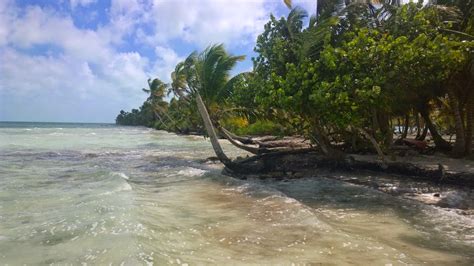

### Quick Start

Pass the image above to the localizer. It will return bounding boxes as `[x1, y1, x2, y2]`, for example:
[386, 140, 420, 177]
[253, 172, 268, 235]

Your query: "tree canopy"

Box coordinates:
[117, 0, 474, 158]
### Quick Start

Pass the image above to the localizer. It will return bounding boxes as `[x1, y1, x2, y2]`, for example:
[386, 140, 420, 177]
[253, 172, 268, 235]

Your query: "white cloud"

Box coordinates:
[104, 0, 146, 45]
[0, 47, 149, 122]
[0, 2, 152, 121]
[0, 0, 16, 47]
[151, 45, 183, 82]
[0, 0, 298, 122]
[8, 6, 112, 63]
[103, 51, 150, 96]
[140, 0, 276, 48]
[0, 47, 147, 99]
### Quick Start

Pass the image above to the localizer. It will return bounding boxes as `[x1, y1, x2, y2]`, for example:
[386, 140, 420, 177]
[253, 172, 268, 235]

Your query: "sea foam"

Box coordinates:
[177, 167, 207, 177]
[112, 172, 130, 180]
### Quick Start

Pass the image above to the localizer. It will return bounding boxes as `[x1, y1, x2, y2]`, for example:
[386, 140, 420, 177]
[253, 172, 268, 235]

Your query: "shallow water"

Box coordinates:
[0, 122, 472, 264]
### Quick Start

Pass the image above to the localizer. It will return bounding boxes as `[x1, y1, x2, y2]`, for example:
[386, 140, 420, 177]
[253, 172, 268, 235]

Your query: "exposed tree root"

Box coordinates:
[223, 151, 474, 188]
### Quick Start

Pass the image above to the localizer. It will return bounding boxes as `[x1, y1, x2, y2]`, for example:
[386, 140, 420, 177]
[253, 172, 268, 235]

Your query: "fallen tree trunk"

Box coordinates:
[218, 127, 263, 154]
[219, 126, 311, 152]
[254, 137, 311, 149]
[220, 127, 257, 144]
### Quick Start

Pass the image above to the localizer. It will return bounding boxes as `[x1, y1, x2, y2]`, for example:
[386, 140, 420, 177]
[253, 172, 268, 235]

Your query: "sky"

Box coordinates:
[0, 0, 317, 123]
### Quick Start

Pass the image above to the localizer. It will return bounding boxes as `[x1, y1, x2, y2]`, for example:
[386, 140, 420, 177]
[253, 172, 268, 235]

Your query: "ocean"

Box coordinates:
[0, 122, 472, 264]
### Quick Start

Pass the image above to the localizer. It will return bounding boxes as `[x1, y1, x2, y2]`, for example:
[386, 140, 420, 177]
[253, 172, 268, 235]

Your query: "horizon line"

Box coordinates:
[0, 120, 114, 124]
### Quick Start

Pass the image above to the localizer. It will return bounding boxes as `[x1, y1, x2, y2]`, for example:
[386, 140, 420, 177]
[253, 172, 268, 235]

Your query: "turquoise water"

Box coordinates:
[0, 122, 472, 264]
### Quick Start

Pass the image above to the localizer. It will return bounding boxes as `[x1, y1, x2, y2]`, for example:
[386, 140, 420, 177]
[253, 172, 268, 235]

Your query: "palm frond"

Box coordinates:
[194, 44, 244, 103]
[300, 16, 339, 59]
[219, 72, 253, 103]
[287, 7, 308, 39]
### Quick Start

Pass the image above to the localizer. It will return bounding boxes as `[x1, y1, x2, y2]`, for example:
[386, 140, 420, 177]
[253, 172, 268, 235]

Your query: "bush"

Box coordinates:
[236, 120, 286, 136]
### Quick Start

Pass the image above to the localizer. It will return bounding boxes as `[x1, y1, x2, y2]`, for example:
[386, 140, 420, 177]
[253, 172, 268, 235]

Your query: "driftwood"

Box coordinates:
[255, 137, 311, 149]
[219, 127, 312, 154]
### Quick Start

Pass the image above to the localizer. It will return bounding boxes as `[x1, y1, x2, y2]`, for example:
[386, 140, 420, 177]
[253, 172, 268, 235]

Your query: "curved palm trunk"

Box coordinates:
[218, 127, 262, 154]
[419, 105, 451, 151]
[160, 108, 179, 128]
[220, 127, 256, 144]
[354, 126, 386, 162]
[153, 111, 166, 128]
[195, 92, 232, 165]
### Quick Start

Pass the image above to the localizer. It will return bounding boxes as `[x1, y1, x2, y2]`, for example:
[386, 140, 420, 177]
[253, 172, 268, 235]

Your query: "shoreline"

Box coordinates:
[145, 126, 474, 188]
[224, 151, 474, 187]
[219, 152, 474, 213]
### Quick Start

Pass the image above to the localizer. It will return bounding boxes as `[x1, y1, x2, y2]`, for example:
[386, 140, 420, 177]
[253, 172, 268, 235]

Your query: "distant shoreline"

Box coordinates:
[0, 121, 116, 128]
[0, 121, 114, 124]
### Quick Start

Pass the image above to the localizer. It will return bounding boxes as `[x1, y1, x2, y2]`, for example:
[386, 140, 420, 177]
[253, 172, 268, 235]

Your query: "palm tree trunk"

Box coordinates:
[220, 127, 256, 144]
[195, 92, 232, 165]
[419, 104, 451, 151]
[153, 111, 166, 128]
[218, 127, 262, 154]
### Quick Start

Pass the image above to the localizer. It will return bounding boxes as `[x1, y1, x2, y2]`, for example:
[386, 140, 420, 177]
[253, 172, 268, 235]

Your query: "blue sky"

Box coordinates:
[0, 0, 316, 123]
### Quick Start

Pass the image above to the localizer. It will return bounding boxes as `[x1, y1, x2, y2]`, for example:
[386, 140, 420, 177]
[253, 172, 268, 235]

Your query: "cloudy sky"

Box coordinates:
[0, 0, 316, 123]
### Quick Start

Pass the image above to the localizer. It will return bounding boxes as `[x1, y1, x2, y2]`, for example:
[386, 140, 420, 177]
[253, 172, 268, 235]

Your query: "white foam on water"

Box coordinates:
[101, 182, 132, 196]
[177, 167, 207, 177]
[112, 172, 130, 180]
[48, 132, 64, 136]
[118, 182, 132, 191]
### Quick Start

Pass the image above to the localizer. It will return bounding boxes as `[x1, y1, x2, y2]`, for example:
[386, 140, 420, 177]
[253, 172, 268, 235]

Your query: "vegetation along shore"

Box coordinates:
[116, 1, 474, 188]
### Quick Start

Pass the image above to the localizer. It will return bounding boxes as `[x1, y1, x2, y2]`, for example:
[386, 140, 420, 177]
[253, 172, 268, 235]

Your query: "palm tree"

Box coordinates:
[171, 44, 245, 165]
[143, 78, 175, 128]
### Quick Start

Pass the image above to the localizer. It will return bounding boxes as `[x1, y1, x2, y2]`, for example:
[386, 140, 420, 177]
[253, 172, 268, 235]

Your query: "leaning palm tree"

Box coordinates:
[170, 44, 245, 166]
[143, 78, 176, 128]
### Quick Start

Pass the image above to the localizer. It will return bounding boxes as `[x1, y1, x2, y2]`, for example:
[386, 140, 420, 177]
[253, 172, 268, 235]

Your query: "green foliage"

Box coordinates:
[115, 101, 155, 127]
[235, 120, 287, 136]
[250, 2, 473, 151]
[117, 1, 474, 156]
